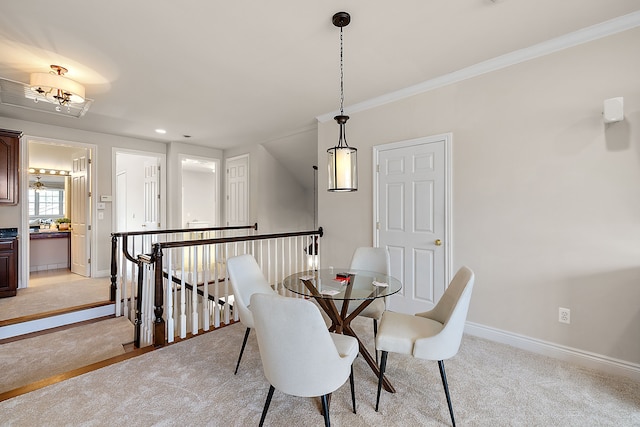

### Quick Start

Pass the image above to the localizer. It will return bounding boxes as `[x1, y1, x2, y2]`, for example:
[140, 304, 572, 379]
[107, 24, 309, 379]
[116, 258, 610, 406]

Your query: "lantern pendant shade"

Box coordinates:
[328, 113, 357, 192]
[328, 145, 357, 192]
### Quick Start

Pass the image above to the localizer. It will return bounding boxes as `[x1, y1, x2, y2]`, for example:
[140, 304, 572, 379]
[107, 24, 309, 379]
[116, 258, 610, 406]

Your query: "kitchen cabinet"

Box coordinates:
[0, 237, 18, 297]
[0, 128, 21, 205]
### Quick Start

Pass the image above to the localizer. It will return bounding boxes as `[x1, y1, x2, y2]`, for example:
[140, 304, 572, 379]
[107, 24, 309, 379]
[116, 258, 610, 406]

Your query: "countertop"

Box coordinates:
[30, 230, 71, 239]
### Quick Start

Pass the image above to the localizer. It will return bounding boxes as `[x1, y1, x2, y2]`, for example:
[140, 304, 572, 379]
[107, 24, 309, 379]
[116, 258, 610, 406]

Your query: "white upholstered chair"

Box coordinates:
[226, 254, 277, 374]
[346, 246, 390, 361]
[250, 293, 359, 427]
[375, 266, 475, 427]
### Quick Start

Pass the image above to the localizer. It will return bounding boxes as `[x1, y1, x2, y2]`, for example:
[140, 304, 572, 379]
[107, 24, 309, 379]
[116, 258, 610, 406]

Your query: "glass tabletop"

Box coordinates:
[282, 268, 402, 300]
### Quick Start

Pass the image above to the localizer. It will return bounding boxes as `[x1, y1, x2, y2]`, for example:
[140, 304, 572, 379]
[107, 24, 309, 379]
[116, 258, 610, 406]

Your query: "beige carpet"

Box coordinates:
[0, 274, 110, 321]
[0, 316, 133, 393]
[0, 317, 638, 426]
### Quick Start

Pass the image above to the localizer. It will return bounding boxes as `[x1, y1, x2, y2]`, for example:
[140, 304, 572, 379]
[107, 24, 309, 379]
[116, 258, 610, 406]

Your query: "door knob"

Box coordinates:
[435, 239, 442, 246]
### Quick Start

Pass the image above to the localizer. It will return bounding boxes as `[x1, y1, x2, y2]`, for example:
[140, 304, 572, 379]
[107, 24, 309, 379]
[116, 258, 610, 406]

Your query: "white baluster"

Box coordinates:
[192, 245, 199, 335]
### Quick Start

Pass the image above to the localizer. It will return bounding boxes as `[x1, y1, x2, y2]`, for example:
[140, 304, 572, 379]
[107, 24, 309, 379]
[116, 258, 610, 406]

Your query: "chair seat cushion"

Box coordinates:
[346, 298, 385, 320]
[376, 311, 444, 355]
[330, 332, 359, 361]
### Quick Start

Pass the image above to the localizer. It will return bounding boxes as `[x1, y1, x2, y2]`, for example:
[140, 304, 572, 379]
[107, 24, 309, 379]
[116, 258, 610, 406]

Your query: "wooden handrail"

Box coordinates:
[110, 223, 258, 301]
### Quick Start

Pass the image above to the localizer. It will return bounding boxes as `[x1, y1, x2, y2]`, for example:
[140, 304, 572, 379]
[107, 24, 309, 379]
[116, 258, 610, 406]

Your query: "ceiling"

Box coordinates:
[1, 1, 639, 187]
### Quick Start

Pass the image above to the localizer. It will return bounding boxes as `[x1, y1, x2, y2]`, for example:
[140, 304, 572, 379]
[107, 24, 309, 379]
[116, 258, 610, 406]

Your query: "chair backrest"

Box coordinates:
[414, 266, 475, 360]
[349, 247, 390, 275]
[226, 254, 274, 327]
[250, 293, 352, 398]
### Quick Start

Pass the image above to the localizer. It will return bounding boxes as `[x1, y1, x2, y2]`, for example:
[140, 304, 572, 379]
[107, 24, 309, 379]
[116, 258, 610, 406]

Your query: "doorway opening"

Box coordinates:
[20, 136, 97, 289]
[113, 149, 166, 233]
[180, 154, 219, 229]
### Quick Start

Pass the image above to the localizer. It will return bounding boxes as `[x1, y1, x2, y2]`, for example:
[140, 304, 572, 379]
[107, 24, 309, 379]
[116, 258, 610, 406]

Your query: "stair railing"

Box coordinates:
[137, 227, 323, 348]
[110, 224, 258, 325]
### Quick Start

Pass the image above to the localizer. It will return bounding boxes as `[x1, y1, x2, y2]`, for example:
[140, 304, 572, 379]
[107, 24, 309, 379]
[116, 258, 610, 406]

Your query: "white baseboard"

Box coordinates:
[0, 304, 116, 340]
[465, 321, 640, 382]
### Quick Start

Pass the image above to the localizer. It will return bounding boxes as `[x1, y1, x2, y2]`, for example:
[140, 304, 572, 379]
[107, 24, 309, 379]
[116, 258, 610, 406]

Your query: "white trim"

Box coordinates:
[465, 321, 640, 381]
[317, 11, 640, 123]
[111, 148, 167, 232]
[0, 304, 116, 340]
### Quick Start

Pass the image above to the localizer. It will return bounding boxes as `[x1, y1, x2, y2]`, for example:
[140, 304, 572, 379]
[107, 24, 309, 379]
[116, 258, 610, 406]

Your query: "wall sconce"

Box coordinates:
[603, 97, 624, 124]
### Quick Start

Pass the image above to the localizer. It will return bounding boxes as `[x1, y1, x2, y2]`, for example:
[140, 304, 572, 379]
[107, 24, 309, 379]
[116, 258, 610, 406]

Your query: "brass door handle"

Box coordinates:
[435, 239, 442, 246]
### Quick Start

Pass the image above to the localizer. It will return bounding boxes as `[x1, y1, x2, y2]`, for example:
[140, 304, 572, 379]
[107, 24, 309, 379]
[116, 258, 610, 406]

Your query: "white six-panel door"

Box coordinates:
[226, 154, 249, 226]
[71, 149, 91, 277]
[143, 158, 160, 230]
[375, 134, 451, 314]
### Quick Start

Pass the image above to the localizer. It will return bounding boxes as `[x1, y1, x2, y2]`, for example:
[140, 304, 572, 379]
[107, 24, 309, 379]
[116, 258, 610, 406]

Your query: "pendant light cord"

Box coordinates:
[339, 26, 344, 116]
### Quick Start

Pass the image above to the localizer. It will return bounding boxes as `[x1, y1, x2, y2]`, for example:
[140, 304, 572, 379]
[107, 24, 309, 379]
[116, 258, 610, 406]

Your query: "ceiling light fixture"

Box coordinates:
[28, 167, 70, 176]
[30, 65, 85, 108]
[327, 11, 357, 192]
[30, 176, 46, 192]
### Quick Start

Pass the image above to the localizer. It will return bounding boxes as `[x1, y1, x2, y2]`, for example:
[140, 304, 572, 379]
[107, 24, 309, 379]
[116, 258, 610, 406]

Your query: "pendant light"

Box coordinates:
[327, 11, 357, 192]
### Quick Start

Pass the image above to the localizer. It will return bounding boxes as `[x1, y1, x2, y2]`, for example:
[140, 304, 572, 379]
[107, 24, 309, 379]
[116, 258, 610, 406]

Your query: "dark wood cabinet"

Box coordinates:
[0, 237, 18, 297]
[0, 128, 21, 205]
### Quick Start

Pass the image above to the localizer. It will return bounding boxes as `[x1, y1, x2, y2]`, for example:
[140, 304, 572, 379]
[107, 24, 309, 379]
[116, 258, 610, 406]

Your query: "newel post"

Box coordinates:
[110, 234, 117, 301]
[153, 243, 166, 347]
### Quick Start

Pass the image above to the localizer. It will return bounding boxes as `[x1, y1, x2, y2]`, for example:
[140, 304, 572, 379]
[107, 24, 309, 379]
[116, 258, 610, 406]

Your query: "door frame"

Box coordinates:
[180, 154, 220, 228]
[112, 148, 167, 232]
[373, 132, 453, 290]
[19, 135, 98, 288]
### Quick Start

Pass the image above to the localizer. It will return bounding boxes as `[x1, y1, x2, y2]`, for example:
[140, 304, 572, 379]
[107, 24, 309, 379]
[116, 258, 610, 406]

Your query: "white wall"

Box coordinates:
[318, 28, 640, 365]
[182, 169, 216, 227]
[224, 144, 313, 233]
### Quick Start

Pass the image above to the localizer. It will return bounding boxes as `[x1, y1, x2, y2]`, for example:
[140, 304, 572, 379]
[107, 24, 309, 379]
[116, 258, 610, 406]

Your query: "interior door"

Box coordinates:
[143, 159, 160, 230]
[226, 154, 249, 226]
[375, 135, 449, 314]
[70, 149, 91, 277]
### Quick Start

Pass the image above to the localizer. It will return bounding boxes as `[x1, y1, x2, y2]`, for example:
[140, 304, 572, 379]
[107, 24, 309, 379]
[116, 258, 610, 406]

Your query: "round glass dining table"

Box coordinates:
[283, 268, 402, 393]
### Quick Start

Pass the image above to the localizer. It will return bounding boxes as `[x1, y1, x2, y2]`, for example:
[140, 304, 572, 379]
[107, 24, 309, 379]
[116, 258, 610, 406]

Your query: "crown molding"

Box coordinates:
[317, 10, 640, 123]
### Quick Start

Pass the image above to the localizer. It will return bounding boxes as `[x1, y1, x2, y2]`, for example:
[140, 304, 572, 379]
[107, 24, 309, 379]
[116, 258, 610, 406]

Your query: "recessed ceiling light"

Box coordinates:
[155, 129, 167, 134]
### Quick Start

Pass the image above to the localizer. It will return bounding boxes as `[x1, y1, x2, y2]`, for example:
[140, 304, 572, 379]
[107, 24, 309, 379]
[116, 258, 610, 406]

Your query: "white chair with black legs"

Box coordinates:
[250, 293, 359, 427]
[375, 266, 475, 427]
[347, 246, 390, 362]
[226, 254, 277, 375]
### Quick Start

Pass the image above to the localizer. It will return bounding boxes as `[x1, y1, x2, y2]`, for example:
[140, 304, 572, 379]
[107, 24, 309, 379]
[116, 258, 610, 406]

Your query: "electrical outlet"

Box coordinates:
[559, 307, 570, 324]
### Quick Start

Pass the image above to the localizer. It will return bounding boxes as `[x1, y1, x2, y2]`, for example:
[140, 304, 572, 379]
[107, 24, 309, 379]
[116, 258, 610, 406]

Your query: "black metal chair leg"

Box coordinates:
[321, 394, 331, 427]
[373, 319, 378, 365]
[375, 350, 388, 412]
[234, 327, 251, 375]
[349, 365, 356, 413]
[259, 385, 275, 427]
[438, 360, 456, 427]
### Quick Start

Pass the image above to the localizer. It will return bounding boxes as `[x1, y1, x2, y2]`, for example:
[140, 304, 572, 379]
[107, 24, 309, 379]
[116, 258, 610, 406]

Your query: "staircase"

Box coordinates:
[0, 273, 141, 401]
[0, 306, 139, 401]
